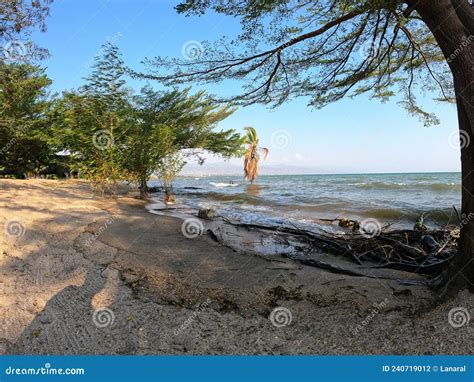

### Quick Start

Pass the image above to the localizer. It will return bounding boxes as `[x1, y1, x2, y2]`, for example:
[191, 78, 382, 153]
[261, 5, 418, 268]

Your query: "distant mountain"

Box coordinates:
[180, 161, 348, 176]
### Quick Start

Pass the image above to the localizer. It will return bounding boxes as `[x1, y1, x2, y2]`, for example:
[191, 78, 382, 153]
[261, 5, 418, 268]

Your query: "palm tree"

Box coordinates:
[243, 127, 268, 184]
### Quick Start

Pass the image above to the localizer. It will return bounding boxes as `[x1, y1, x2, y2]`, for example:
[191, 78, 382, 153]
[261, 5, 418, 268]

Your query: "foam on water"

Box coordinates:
[149, 172, 461, 229]
[210, 182, 240, 188]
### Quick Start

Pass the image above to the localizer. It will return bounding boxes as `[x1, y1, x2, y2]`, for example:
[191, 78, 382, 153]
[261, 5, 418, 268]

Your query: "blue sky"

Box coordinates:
[32, 0, 461, 174]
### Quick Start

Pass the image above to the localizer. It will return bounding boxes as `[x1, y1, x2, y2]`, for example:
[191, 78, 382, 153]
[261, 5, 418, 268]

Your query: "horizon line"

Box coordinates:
[176, 170, 461, 177]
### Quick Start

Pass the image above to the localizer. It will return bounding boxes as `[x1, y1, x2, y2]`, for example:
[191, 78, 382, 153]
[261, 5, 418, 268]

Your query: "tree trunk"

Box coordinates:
[139, 176, 149, 199]
[457, 95, 474, 291]
[164, 187, 175, 204]
[410, 0, 474, 291]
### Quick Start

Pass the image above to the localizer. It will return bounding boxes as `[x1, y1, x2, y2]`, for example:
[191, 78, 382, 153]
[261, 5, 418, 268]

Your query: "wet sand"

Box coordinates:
[0, 179, 472, 354]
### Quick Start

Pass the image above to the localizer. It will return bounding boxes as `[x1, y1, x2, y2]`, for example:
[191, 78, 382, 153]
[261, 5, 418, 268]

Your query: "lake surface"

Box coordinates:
[150, 172, 461, 230]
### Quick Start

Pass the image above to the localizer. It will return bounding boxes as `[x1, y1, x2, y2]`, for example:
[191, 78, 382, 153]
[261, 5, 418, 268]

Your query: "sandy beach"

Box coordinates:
[0, 179, 472, 355]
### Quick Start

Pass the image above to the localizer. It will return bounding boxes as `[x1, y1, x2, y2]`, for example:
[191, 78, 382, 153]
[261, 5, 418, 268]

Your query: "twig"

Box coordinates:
[452, 205, 462, 223]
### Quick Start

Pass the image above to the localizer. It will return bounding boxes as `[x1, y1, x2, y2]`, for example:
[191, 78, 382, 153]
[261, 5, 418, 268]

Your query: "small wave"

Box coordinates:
[350, 181, 460, 191]
[357, 182, 406, 190]
[356, 208, 455, 223]
[210, 182, 240, 188]
[422, 182, 460, 191]
[191, 191, 262, 204]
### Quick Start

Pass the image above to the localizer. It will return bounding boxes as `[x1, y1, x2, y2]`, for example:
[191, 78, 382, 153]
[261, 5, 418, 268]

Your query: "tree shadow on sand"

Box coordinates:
[6, 265, 158, 355]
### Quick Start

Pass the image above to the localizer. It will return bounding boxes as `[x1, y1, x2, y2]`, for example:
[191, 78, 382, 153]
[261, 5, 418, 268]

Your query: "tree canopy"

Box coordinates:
[0, 0, 53, 62]
[51, 43, 243, 197]
[0, 62, 54, 177]
[124, 85, 243, 197]
[138, 0, 458, 126]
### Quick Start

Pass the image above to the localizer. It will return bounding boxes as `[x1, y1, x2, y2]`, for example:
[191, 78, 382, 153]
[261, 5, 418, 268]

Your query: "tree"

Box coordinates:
[0, 0, 52, 39]
[53, 43, 134, 193]
[0, 62, 53, 177]
[157, 151, 186, 204]
[0, 0, 53, 62]
[125, 86, 243, 198]
[53, 42, 242, 198]
[0, 1, 55, 177]
[138, 0, 474, 292]
[243, 127, 268, 184]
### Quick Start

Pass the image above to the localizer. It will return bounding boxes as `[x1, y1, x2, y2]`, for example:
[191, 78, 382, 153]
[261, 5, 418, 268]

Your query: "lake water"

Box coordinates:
[150, 172, 461, 230]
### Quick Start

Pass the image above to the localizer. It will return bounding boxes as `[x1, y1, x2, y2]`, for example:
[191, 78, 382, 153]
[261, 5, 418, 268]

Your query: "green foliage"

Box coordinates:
[123, 86, 243, 197]
[51, 43, 243, 197]
[82, 42, 128, 108]
[0, 42, 243, 192]
[0, 0, 53, 63]
[0, 62, 54, 177]
[157, 152, 186, 203]
[0, 0, 52, 39]
[52, 43, 135, 191]
[243, 127, 258, 145]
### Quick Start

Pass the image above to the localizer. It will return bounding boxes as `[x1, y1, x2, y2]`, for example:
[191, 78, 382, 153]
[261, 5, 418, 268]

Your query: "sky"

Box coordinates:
[31, 0, 462, 174]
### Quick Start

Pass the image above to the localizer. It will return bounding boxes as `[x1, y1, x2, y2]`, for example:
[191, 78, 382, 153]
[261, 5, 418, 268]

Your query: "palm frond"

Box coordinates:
[243, 126, 257, 144]
[243, 128, 268, 183]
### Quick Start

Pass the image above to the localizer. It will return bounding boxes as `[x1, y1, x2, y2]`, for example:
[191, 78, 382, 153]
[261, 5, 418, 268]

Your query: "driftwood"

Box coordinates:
[219, 217, 457, 277]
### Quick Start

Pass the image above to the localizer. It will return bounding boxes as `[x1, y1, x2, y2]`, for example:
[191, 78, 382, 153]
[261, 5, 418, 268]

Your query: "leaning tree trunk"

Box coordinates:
[411, 0, 474, 291]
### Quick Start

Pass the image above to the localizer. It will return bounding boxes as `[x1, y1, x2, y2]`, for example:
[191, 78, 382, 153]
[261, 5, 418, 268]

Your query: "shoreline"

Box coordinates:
[146, 191, 456, 283]
[149, 172, 461, 232]
[0, 179, 472, 354]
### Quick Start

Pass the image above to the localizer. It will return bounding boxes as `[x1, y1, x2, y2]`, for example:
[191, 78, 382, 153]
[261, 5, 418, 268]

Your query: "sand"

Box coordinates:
[0, 179, 472, 354]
